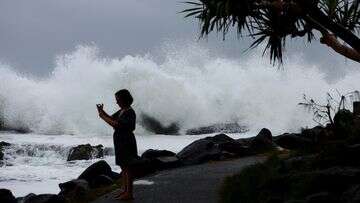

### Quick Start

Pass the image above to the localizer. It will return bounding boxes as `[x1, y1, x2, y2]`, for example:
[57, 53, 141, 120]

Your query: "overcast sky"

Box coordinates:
[0, 0, 358, 80]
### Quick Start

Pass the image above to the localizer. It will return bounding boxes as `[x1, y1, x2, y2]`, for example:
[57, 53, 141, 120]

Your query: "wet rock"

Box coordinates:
[281, 155, 315, 171]
[23, 194, 66, 203]
[67, 144, 103, 161]
[334, 109, 354, 138]
[305, 192, 336, 203]
[0, 141, 11, 148]
[141, 149, 176, 159]
[249, 128, 276, 153]
[177, 133, 249, 165]
[0, 189, 16, 203]
[0, 141, 10, 161]
[90, 175, 114, 188]
[301, 126, 330, 143]
[17, 193, 36, 203]
[58, 179, 89, 200]
[274, 133, 312, 150]
[185, 123, 248, 135]
[78, 160, 112, 182]
[131, 158, 157, 178]
[140, 113, 180, 135]
[341, 185, 360, 203]
[103, 147, 114, 156]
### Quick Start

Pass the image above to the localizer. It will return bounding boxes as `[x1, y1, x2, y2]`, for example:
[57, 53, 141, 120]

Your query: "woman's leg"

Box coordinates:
[114, 169, 126, 197]
[118, 168, 134, 200]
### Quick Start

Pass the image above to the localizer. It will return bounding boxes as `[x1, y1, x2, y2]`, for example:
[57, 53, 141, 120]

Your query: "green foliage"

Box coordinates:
[181, 0, 360, 64]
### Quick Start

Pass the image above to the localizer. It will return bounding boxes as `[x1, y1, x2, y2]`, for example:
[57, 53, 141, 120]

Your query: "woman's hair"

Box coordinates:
[115, 89, 133, 107]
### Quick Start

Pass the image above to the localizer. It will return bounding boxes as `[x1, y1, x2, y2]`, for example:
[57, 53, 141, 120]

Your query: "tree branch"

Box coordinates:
[320, 33, 360, 63]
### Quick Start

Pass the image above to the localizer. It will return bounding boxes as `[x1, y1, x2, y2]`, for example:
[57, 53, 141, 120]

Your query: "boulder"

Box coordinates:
[274, 133, 312, 150]
[141, 149, 181, 169]
[301, 126, 330, 143]
[140, 113, 179, 135]
[341, 185, 360, 203]
[67, 144, 103, 161]
[131, 158, 157, 178]
[58, 179, 89, 200]
[0, 141, 11, 148]
[141, 149, 176, 159]
[249, 128, 276, 153]
[185, 123, 248, 135]
[17, 193, 36, 203]
[0, 141, 10, 160]
[334, 109, 354, 138]
[305, 192, 336, 203]
[103, 147, 114, 156]
[177, 133, 249, 165]
[0, 189, 16, 203]
[23, 194, 66, 203]
[90, 175, 114, 188]
[291, 167, 360, 193]
[77, 160, 113, 182]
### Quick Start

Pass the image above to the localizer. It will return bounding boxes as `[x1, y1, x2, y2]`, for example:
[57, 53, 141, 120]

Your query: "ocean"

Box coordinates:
[0, 44, 359, 197]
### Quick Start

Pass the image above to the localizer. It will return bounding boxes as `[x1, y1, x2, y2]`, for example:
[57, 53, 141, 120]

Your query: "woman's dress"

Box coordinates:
[112, 108, 138, 168]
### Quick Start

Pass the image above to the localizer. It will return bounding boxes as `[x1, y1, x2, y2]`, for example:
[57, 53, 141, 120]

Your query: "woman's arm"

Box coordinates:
[97, 104, 121, 128]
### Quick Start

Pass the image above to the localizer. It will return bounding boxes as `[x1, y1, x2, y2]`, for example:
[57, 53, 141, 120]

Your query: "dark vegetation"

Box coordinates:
[219, 97, 360, 202]
[182, 0, 360, 63]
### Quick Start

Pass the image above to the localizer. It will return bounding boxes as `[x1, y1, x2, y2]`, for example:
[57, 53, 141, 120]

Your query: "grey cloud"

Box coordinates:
[0, 0, 357, 79]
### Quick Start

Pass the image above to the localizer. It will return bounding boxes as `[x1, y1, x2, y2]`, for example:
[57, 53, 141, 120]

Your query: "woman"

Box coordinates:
[96, 89, 138, 200]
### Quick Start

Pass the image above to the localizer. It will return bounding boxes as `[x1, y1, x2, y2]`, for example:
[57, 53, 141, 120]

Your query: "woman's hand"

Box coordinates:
[96, 103, 105, 117]
[96, 103, 119, 128]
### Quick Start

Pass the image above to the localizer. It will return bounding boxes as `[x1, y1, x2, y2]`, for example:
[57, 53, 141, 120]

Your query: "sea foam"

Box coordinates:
[0, 43, 359, 135]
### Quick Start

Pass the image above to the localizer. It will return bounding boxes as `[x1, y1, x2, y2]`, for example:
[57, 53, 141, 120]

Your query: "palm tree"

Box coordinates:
[181, 0, 360, 64]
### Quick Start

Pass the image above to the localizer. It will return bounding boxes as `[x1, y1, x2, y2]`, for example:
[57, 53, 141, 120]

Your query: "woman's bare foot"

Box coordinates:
[115, 192, 134, 201]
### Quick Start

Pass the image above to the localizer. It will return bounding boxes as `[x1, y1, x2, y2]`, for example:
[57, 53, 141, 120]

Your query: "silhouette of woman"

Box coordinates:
[96, 89, 138, 200]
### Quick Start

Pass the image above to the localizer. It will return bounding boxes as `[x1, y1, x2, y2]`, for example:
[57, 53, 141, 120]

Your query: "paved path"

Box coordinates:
[92, 156, 265, 203]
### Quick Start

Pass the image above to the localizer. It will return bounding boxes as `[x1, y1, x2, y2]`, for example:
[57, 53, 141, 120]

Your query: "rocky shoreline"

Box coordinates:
[1, 108, 360, 202]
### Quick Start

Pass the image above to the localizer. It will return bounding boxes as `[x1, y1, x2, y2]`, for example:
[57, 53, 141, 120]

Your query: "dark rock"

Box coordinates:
[341, 185, 360, 203]
[140, 113, 180, 135]
[0, 189, 16, 203]
[249, 128, 276, 153]
[78, 160, 112, 182]
[131, 158, 157, 178]
[141, 149, 181, 169]
[177, 133, 250, 165]
[305, 192, 336, 203]
[109, 171, 121, 180]
[103, 147, 114, 156]
[23, 194, 66, 203]
[334, 109, 354, 138]
[274, 133, 312, 150]
[58, 179, 89, 200]
[218, 141, 252, 155]
[0, 141, 10, 160]
[67, 144, 103, 161]
[0, 141, 11, 147]
[141, 149, 176, 159]
[17, 193, 36, 203]
[291, 167, 360, 194]
[301, 126, 330, 143]
[185, 123, 248, 135]
[281, 155, 316, 172]
[90, 175, 114, 188]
